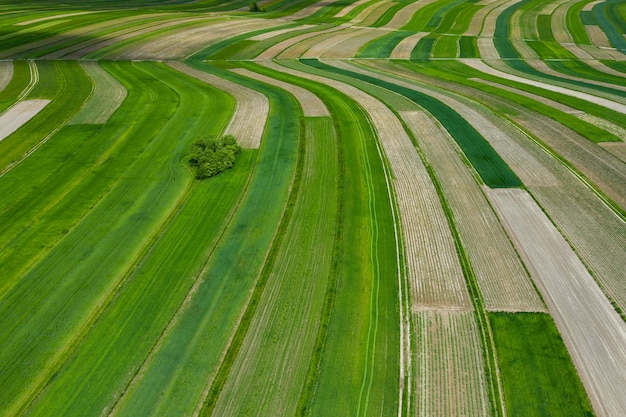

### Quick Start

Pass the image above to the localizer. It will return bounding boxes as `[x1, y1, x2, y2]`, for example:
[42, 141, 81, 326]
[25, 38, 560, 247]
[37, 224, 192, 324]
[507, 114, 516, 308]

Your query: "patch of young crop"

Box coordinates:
[489, 312, 595, 417]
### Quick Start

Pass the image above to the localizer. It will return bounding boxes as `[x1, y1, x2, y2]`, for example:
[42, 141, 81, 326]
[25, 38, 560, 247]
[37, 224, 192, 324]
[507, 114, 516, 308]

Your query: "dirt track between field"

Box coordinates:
[487, 188, 626, 417]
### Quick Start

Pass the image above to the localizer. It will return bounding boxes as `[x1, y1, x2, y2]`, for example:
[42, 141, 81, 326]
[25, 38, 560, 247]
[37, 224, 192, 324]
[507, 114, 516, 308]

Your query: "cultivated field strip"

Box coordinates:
[0, 99, 50, 142]
[0, 61, 13, 91]
[317, 28, 390, 59]
[601, 142, 626, 162]
[110, 18, 278, 60]
[212, 118, 337, 417]
[487, 188, 626, 417]
[390, 32, 429, 59]
[415, 311, 492, 417]
[334, 0, 371, 18]
[261, 61, 471, 309]
[167, 62, 268, 148]
[258, 25, 346, 59]
[249, 24, 315, 41]
[400, 110, 545, 312]
[230, 68, 329, 117]
[69, 61, 127, 125]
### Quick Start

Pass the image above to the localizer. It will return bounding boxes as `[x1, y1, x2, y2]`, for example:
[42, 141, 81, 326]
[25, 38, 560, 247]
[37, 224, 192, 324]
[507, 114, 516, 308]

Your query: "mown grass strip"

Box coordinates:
[490, 313, 596, 417]
[0, 60, 30, 112]
[302, 59, 522, 188]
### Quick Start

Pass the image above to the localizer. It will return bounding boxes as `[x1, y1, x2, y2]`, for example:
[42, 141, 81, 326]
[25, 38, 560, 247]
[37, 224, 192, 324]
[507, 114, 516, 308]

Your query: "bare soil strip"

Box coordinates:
[15, 11, 101, 26]
[467, 0, 508, 37]
[551, 0, 576, 44]
[476, 37, 500, 60]
[168, 62, 268, 148]
[230, 68, 329, 117]
[487, 188, 626, 417]
[249, 24, 315, 41]
[600, 142, 626, 162]
[400, 110, 545, 312]
[349, 0, 395, 26]
[0, 99, 50, 143]
[302, 27, 370, 58]
[461, 59, 626, 114]
[262, 60, 471, 309]
[326, 28, 393, 58]
[69, 61, 127, 125]
[479, 0, 519, 37]
[285, 0, 336, 20]
[258, 25, 346, 59]
[583, 0, 603, 11]
[390, 32, 428, 59]
[415, 311, 492, 417]
[511, 39, 539, 59]
[114, 18, 277, 60]
[384, 0, 437, 30]
[334, 0, 371, 18]
[0, 61, 12, 92]
[586, 25, 613, 48]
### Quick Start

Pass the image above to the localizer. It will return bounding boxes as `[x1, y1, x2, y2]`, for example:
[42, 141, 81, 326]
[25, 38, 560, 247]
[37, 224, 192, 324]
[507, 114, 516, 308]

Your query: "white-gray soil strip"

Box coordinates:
[69, 61, 127, 125]
[261, 60, 472, 309]
[249, 24, 315, 41]
[168, 62, 268, 149]
[390, 32, 428, 59]
[0, 99, 50, 142]
[487, 187, 626, 417]
[230, 68, 329, 117]
[460, 59, 626, 114]
[0, 60, 13, 92]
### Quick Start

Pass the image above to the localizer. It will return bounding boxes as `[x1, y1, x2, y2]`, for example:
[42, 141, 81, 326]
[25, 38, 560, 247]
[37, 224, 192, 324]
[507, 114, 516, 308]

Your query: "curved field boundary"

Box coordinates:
[0, 61, 13, 92]
[467, 0, 509, 37]
[350, 0, 395, 27]
[415, 311, 492, 417]
[230, 68, 329, 117]
[384, 0, 437, 30]
[390, 32, 429, 58]
[256, 25, 346, 59]
[0, 99, 50, 142]
[69, 61, 127, 125]
[262, 61, 471, 309]
[400, 110, 545, 313]
[249, 24, 315, 40]
[304, 27, 387, 58]
[487, 188, 626, 417]
[334, 0, 372, 18]
[168, 61, 268, 148]
[461, 59, 626, 114]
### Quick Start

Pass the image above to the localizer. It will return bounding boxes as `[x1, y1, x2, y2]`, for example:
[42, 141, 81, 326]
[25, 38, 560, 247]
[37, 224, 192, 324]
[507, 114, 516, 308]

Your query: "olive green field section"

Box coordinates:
[0, 61, 236, 416]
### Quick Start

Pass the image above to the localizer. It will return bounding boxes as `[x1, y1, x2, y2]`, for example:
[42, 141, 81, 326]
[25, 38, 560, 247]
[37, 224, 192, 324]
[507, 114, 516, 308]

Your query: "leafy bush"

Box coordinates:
[249, 2, 265, 12]
[188, 135, 241, 179]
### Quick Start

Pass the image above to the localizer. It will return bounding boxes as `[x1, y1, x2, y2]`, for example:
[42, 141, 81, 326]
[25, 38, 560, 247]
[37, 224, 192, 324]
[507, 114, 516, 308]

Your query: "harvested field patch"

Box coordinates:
[334, 0, 371, 18]
[385, 0, 436, 30]
[390, 32, 428, 59]
[487, 188, 626, 417]
[578, 113, 626, 140]
[586, 24, 612, 48]
[319, 28, 391, 58]
[230, 68, 329, 117]
[168, 62, 268, 148]
[476, 36, 500, 59]
[69, 61, 127, 125]
[415, 311, 491, 417]
[301, 27, 367, 58]
[15, 11, 100, 26]
[0, 99, 50, 142]
[599, 142, 626, 162]
[351, 0, 395, 27]
[401, 110, 545, 312]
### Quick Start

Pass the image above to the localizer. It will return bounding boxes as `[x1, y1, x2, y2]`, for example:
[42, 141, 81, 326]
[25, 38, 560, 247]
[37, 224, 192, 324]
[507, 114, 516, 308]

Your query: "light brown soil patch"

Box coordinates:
[168, 62, 268, 148]
[334, 0, 371, 18]
[0, 99, 50, 142]
[302, 27, 370, 58]
[350, 0, 395, 27]
[476, 37, 500, 59]
[249, 24, 315, 41]
[259, 25, 345, 59]
[0, 61, 13, 92]
[415, 311, 492, 417]
[230, 68, 329, 117]
[384, 0, 437, 30]
[390, 32, 428, 59]
[487, 188, 626, 417]
[586, 25, 612, 48]
[600, 142, 626, 162]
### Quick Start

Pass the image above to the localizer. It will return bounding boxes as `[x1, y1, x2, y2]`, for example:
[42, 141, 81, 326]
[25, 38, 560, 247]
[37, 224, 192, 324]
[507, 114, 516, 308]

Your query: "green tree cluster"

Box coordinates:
[188, 135, 241, 179]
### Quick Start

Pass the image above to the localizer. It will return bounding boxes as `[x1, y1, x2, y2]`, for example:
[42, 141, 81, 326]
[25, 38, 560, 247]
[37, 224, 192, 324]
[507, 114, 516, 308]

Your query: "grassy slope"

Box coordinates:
[490, 313, 595, 417]
[110, 62, 300, 416]
[19, 62, 241, 416]
[0, 61, 232, 416]
[0, 60, 30, 112]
